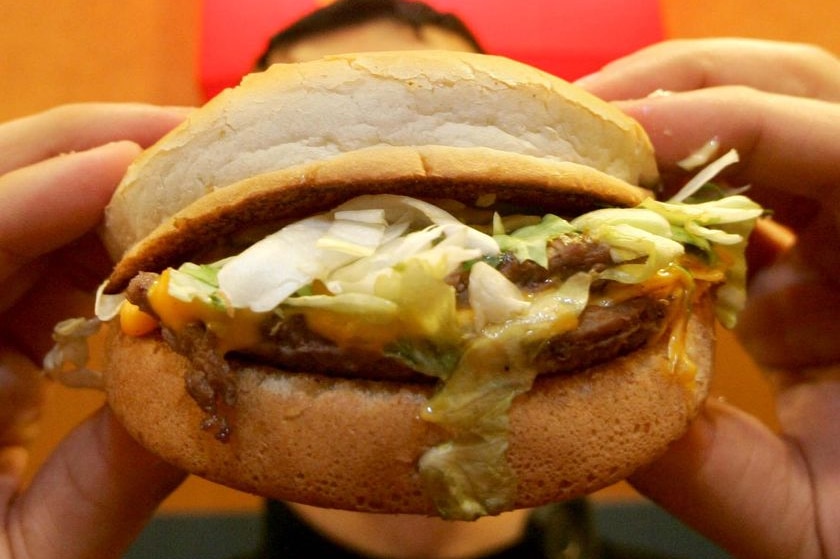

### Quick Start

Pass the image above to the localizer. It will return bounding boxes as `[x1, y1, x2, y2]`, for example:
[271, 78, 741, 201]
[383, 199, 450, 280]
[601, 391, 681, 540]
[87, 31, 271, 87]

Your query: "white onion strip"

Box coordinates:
[669, 148, 740, 203]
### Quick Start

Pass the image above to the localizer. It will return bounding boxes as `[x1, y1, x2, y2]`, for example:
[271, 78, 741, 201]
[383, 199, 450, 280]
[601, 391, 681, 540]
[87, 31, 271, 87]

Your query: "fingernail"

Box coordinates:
[573, 71, 601, 88]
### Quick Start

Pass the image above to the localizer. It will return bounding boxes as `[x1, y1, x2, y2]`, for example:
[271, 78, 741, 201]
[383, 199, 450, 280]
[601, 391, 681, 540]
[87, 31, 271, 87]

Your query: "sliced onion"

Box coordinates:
[468, 261, 530, 330]
[669, 148, 740, 203]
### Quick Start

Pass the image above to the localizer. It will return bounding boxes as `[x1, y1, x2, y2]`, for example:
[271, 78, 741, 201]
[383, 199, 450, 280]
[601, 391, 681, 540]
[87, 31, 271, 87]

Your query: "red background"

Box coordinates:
[200, 0, 663, 99]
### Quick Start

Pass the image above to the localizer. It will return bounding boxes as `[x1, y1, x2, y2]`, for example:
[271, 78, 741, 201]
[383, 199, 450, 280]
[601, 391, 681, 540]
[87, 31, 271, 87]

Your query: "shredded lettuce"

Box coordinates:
[43, 317, 105, 389]
[283, 292, 398, 317]
[493, 214, 574, 268]
[169, 188, 762, 336]
[572, 208, 684, 284]
[216, 195, 498, 312]
[638, 195, 763, 325]
[315, 208, 388, 256]
[642, 195, 765, 229]
[496, 271, 592, 343]
[217, 215, 355, 312]
[416, 269, 596, 519]
[383, 339, 461, 379]
[371, 258, 462, 343]
[419, 335, 531, 519]
[167, 261, 229, 310]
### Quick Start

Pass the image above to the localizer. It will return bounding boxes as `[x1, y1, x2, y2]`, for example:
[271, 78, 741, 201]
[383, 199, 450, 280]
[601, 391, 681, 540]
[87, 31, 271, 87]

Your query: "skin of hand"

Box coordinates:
[577, 38, 840, 559]
[0, 103, 190, 559]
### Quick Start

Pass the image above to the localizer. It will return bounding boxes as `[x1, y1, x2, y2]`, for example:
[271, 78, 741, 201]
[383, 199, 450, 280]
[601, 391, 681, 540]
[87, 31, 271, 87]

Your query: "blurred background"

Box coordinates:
[2, 0, 838, 551]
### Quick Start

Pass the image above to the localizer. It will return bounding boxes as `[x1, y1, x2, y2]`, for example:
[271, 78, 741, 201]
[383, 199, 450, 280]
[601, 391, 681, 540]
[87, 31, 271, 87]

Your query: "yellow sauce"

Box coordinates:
[298, 309, 404, 352]
[119, 301, 159, 337]
[143, 269, 266, 353]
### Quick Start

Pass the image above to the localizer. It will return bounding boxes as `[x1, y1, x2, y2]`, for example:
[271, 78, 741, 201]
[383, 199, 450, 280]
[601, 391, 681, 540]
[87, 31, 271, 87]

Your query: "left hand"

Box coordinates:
[578, 38, 840, 559]
[0, 103, 190, 559]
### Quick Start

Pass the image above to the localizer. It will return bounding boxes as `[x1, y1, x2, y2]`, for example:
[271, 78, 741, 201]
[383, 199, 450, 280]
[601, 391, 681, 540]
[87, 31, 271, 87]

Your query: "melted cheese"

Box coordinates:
[145, 269, 266, 353]
[298, 309, 404, 352]
[119, 301, 159, 337]
[596, 262, 706, 388]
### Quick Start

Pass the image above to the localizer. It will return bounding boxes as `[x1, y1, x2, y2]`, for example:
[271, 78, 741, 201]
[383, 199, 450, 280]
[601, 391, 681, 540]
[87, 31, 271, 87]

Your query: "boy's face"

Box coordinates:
[263, 16, 479, 66]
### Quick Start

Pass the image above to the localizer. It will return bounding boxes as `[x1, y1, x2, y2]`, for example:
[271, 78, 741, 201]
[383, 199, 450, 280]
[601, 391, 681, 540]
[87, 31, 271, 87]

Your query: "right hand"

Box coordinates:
[578, 38, 840, 559]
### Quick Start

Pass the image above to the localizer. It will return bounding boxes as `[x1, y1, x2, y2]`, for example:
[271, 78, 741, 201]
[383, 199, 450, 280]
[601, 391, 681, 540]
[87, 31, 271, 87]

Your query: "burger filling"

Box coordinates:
[48, 152, 763, 520]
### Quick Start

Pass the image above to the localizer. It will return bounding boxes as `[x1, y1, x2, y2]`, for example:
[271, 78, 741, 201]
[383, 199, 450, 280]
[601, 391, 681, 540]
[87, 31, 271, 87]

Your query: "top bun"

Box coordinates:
[103, 51, 658, 260]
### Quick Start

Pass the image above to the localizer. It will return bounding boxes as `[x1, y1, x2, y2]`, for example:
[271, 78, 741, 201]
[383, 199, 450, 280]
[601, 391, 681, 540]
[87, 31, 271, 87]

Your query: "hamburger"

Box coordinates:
[46, 51, 763, 520]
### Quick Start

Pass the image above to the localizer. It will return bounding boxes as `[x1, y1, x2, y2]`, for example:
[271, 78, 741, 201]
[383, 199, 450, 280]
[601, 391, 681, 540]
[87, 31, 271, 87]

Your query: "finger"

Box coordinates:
[775, 369, 840, 556]
[0, 233, 115, 361]
[578, 38, 840, 102]
[0, 103, 191, 176]
[630, 399, 820, 559]
[0, 350, 44, 448]
[737, 239, 840, 369]
[0, 447, 30, 524]
[0, 140, 141, 287]
[8, 407, 186, 559]
[611, 88, 840, 227]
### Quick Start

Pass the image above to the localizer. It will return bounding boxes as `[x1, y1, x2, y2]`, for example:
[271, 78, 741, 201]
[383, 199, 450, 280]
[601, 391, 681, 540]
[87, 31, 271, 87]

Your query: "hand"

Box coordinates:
[0, 104, 190, 559]
[579, 38, 840, 559]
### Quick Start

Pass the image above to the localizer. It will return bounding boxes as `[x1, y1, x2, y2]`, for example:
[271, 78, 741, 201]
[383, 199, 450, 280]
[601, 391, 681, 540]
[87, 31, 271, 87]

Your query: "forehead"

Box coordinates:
[265, 17, 478, 65]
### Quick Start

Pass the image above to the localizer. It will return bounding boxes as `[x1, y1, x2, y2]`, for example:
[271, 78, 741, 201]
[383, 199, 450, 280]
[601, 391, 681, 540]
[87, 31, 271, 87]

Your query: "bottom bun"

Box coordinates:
[103, 299, 714, 516]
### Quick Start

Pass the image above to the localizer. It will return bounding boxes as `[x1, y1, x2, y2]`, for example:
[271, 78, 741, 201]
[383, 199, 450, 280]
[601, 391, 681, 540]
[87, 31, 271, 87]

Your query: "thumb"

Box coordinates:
[5, 407, 186, 559]
[629, 399, 819, 559]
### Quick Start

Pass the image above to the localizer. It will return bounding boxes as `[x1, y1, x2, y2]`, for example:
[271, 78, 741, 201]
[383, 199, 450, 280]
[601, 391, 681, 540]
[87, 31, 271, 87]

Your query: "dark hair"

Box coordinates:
[255, 0, 484, 69]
